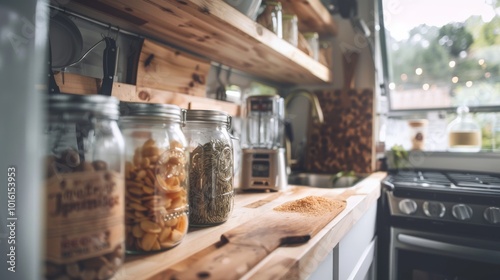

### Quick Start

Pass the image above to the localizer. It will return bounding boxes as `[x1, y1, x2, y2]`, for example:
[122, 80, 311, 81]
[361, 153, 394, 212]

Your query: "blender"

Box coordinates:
[240, 95, 287, 191]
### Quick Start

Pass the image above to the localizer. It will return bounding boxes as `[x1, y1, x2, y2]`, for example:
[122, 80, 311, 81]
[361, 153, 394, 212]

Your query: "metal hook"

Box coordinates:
[114, 27, 120, 41]
[106, 24, 112, 37]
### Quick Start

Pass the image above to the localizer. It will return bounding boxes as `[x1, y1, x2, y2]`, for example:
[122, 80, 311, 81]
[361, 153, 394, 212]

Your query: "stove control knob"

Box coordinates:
[484, 207, 500, 224]
[423, 201, 445, 218]
[452, 204, 473, 221]
[399, 199, 417, 215]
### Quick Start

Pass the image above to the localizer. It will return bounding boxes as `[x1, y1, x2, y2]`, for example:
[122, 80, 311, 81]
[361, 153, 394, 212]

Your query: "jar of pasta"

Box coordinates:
[183, 110, 234, 227]
[44, 93, 125, 280]
[119, 102, 189, 253]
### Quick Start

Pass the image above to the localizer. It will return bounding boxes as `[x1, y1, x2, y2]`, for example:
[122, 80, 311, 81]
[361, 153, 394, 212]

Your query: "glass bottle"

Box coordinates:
[257, 1, 283, 38]
[304, 32, 319, 61]
[119, 102, 189, 253]
[447, 105, 482, 152]
[183, 110, 234, 227]
[44, 93, 125, 280]
[282, 14, 298, 47]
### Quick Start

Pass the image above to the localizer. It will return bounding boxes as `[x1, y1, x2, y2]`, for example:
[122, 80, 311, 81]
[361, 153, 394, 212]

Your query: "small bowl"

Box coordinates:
[224, 0, 263, 20]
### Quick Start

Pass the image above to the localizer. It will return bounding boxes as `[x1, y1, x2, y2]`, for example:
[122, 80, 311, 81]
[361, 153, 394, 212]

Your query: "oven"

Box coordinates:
[378, 169, 500, 280]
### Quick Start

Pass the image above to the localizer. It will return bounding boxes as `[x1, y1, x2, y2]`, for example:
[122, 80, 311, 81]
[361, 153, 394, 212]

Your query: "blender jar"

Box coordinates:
[243, 95, 284, 149]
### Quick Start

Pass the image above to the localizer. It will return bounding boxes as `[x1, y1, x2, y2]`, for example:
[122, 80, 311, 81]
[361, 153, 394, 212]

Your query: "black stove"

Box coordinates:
[378, 163, 500, 280]
[382, 170, 500, 227]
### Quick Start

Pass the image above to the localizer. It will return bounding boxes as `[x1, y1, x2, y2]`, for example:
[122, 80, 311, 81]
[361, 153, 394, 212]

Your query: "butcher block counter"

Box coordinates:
[114, 172, 385, 280]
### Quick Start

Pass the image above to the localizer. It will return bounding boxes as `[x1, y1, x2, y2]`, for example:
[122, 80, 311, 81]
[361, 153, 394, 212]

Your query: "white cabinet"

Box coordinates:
[309, 203, 378, 280]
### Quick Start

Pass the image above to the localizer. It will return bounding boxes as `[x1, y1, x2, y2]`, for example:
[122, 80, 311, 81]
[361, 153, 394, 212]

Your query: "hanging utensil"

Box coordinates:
[215, 63, 226, 101]
[49, 13, 83, 69]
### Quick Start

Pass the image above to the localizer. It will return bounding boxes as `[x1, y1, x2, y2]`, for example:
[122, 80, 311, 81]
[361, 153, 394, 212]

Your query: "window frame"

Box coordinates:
[377, 0, 500, 117]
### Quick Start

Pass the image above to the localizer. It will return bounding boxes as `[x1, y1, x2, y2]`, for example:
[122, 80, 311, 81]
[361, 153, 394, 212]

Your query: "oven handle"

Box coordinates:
[398, 233, 500, 262]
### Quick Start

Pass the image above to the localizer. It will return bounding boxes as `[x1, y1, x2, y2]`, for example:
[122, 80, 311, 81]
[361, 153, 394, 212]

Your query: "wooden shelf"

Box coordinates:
[63, 0, 332, 85]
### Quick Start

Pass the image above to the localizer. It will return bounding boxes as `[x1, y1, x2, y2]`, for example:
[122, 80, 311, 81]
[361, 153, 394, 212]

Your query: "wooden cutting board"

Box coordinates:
[169, 198, 346, 280]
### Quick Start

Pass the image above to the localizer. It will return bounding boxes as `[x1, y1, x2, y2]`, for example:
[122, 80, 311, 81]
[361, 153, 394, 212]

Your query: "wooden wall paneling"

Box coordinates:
[51, 73, 240, 116]
[135, 39, 210, 97]
[304, 89, 374, 174]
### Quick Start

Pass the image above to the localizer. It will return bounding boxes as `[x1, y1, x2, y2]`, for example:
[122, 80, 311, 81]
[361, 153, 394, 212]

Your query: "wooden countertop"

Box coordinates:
[114, 172, 385, 280]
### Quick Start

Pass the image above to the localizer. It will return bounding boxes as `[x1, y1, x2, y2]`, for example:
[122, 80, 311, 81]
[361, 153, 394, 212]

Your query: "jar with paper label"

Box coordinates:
[447, 105, 482, 152]
[119, 102, 189, 253]
[183, 110, 234, 227]
[44, 93, 125, 280]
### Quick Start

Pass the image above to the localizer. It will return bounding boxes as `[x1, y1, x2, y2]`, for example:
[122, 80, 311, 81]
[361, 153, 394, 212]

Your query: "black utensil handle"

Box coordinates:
[48, 42, 60, 94]
[99, 37, 117, 96]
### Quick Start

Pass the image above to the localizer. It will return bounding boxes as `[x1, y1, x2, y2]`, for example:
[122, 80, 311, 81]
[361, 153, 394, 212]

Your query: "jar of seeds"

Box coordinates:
[184, 110, 234, 227]
[44, 93, 125, 280]
[119, 102, 189, 253]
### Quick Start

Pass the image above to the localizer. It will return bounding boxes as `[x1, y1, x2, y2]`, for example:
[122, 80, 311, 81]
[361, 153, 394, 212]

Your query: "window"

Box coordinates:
[381, 0, 500, 111]
[378, 0, 500, 152]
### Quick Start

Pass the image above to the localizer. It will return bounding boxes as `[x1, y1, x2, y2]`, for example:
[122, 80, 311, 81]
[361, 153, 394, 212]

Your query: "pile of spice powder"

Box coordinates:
[273, 196, 345, 216]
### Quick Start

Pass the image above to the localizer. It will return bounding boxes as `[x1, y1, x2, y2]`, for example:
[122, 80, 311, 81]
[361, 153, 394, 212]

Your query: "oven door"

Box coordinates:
[389, 227, 500, 280]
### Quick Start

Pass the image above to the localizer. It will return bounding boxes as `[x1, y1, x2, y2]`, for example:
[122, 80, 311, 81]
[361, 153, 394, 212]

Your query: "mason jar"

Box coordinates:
[282, 14, 298, 47]
[44, 93, 125, 280]
[304, 32, 319, 61]
[257, 1, 283, 38]
[119, 102, 189, 253]
[184, 110, 234, 227]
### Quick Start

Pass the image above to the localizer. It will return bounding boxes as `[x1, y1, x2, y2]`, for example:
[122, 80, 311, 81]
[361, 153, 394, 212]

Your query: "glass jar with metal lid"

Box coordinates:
[257, 1, 283, 38]
[282, 14, 298, 47]
[304, 32, 319, 61]
[43, 93, 125, 280]
[183, 110, 234, 227]
[119, 102, 189, 253]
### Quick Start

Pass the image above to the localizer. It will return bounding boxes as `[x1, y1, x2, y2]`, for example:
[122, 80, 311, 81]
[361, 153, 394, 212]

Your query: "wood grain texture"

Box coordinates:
[53, 72, 101, 95]
[50, 72, 240, 116]
[243, 173, 385, 280]
[119, 172, 385, 280]
[304, 89, 375, 174]
[63, 0, 332, 85]
[170, 200, 346, 279]
[135, 39, 210, 97]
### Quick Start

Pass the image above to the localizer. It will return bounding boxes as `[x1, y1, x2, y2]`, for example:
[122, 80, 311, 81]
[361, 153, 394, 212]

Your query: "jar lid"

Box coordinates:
[48, 93, 120, 119]
[119, 101, 183, 122]
[282, 14, 297, 20]
[265, 1, 282, 7]
[185, 109, 231, 128]
[303, 32, 319, 39]
[408, 119, 428, 127]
